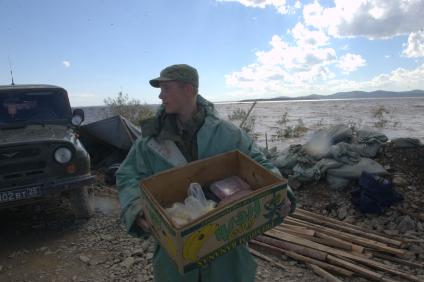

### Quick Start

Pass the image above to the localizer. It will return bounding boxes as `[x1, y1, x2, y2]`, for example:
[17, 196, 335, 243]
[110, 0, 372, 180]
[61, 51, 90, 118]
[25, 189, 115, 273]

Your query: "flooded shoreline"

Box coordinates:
[80, 97, 424, 151]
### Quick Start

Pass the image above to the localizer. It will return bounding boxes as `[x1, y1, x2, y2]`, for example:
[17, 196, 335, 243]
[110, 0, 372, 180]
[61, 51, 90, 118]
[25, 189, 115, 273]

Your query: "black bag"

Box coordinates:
[351, 171, 403, 214]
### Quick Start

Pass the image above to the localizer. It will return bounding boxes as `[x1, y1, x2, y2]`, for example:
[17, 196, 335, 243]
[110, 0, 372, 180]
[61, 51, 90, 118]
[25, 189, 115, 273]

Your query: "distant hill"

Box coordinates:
[240, 90, 424, 102]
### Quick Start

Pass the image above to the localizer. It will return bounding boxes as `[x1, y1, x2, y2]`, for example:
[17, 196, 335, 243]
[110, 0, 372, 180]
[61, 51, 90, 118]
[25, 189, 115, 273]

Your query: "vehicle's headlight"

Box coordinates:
[71, 115, 83, 126]
[54, 147, 72, 163]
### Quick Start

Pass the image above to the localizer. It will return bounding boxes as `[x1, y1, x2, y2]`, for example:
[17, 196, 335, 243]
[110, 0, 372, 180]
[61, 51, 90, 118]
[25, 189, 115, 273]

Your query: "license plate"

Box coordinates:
[0, 186, 41, 203]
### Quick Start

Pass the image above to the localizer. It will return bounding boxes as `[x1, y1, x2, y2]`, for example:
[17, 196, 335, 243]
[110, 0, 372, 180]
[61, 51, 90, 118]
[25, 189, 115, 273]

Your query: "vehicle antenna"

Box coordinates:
[8, 56, 15, 85]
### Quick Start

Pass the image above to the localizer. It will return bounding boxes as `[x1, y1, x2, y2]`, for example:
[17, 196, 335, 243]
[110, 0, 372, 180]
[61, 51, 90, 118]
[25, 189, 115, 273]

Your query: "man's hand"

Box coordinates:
[280, 199, 292, 218]
[136, 213, 151, 232]
[286, 185, 297, 214]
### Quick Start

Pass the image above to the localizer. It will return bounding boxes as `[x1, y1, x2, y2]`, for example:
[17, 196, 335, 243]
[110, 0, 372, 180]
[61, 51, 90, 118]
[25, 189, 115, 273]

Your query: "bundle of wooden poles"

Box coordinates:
[249, 208, 424, 282]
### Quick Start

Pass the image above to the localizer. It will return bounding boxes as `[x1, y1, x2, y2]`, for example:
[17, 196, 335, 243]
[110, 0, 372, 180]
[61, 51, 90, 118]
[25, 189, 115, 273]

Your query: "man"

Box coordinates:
[116, 64, 295, 282]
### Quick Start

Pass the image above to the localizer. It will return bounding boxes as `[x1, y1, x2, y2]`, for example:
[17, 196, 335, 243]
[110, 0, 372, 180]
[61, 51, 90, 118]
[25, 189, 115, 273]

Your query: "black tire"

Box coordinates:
[69, 186, 93, 219]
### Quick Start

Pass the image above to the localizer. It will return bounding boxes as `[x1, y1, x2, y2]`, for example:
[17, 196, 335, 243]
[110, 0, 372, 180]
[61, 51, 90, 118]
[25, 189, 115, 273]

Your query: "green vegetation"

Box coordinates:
[316, 118, 325, 127]
[371, 105, 401, 128]
[273, 112, 308, 140]
[372, 105, 390, 128]
[103, 92, 154, 124]
[228, 106, 258, 139]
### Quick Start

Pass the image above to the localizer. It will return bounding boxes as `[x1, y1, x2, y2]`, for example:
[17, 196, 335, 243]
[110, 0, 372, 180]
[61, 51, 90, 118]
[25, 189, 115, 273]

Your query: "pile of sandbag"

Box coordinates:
[273, 124, 389, 189]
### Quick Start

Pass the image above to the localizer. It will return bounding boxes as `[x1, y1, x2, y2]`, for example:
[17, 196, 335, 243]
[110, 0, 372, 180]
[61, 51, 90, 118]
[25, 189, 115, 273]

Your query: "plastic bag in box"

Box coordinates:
[165, 183, 216, 227]
[210, 176, 251, 200]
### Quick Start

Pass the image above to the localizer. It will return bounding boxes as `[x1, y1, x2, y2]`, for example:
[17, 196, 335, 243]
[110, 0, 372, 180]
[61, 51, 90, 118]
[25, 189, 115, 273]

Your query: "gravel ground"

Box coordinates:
[0, 193, 322, 282]
[0, 144, 423, 282]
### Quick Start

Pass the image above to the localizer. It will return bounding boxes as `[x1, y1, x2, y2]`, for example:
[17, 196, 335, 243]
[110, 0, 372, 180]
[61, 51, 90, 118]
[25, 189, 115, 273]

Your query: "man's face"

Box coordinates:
[158, 81, 191, 114]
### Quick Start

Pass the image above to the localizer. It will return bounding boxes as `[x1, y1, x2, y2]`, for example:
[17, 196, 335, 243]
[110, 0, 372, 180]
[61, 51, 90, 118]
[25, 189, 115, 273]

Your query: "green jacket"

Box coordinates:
[116, 96, 284, 282]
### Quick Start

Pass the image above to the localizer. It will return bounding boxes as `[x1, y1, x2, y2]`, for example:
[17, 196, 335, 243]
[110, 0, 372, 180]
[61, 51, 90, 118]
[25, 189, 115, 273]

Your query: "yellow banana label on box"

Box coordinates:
[182, 224, 219, 262]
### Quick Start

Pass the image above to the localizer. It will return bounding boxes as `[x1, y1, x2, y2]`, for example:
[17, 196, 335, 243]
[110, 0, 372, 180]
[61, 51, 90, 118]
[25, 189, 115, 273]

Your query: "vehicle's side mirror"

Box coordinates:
[71, 108, 85, 126]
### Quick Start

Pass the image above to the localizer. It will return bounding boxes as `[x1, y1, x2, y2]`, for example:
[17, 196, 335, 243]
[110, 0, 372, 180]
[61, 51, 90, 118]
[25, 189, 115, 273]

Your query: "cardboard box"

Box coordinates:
[139, 150, 287, 273]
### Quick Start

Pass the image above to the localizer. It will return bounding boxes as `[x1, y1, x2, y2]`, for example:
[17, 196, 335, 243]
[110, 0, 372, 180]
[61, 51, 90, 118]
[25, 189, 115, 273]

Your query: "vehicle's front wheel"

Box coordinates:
[69, 186, 94, 219]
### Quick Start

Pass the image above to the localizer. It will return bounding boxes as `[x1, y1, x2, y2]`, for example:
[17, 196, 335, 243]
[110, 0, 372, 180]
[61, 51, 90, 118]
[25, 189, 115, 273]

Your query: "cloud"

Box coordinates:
[224, 63, 424, 100]
[403, 30, 424, 57]
[228, 32, 337, 83]
[303, 0, 424, 39]
[216, 0, 301, 14]
[337, 53, 366, 73]
[293, 0, 301, 10]
[331, 63, 424, 92]
[340, 44, 350, 51]
[225, 29, 339, 99]
[291, 22, 329, 47]
[62, 61, 71, 68]
[217, 0, 424, 101]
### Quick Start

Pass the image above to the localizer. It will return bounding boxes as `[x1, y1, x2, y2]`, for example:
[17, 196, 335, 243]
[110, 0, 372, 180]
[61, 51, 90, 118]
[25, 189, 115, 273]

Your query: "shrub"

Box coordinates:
[316, 118, 325, 127]
[103, 92, 154, 125]
[273, 112, 308, 140]
[276, 112, 289, 127]
[372, 105, 389, 128]
[228, 107, 257, 139]
[347, 119, 363, 131]
[228, 108, 248, 121]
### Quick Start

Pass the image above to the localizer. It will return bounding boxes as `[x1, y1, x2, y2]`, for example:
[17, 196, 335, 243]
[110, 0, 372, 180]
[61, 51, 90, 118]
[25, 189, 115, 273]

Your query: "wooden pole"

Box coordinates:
[265, 230, 422, 282]
[326, 255, 398, 282]
[251, 239, 354, 277]
[367, 250, 424, 269]
[307, 263, 344, 282]
[240, 101, 257, 129]
[296, 209, 403, 247]
[255, 235, 327, 261]
[280, 222, 364, 253]
[265, 133, 268, 151]
[248, 248, 288, 271]
[284, 217, 405, 256]
[275, 225, 316, 237]
[294, 210, 403, 247]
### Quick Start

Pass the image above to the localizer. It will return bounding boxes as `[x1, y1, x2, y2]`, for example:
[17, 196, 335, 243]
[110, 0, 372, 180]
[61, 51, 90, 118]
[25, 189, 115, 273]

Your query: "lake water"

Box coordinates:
[81, 97, 424, 152]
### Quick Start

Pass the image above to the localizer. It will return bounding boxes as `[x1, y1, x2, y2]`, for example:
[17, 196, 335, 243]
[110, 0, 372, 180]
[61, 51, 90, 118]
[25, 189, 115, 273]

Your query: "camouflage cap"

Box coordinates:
[149, 64, 199, 88]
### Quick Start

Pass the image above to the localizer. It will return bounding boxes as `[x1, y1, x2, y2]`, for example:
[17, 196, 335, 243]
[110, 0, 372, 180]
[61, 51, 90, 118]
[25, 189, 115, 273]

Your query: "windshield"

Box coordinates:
[0, 91, 72, 124]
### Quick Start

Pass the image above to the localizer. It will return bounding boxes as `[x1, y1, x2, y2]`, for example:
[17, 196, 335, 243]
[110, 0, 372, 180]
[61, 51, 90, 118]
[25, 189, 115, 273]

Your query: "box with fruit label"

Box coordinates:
[139, 150, 287, 274]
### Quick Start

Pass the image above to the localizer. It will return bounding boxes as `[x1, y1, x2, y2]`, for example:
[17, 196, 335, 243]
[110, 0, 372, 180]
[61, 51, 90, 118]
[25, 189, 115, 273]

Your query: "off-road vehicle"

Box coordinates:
[0, 84, 95, 218]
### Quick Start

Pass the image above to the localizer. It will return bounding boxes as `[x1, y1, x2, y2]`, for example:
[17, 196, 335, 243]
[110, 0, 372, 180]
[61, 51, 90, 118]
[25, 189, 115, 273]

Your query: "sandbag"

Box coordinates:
[303, 125, 352, 159]
[327, 158, 387, 179]
[273, 145, 301, 170]
[327, 142, 361, 164]
[356, 128, 388, 144]
[307, 124, 353, 145]
[273, 125, 389, 189]
[292, 158, 342, 184]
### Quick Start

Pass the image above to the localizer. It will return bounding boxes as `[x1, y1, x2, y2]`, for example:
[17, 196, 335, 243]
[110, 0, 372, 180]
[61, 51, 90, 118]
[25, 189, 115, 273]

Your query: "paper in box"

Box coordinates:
[139, 150, 287, 274]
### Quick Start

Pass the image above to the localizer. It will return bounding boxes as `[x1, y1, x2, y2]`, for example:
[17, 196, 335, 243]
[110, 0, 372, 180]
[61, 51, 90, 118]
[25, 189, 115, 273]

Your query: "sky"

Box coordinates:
[1, 0, 424, 106]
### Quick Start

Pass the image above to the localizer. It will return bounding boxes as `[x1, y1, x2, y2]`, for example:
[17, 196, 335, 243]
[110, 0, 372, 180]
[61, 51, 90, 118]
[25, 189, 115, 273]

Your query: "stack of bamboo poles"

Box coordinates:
[249, 208, 424, 282]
